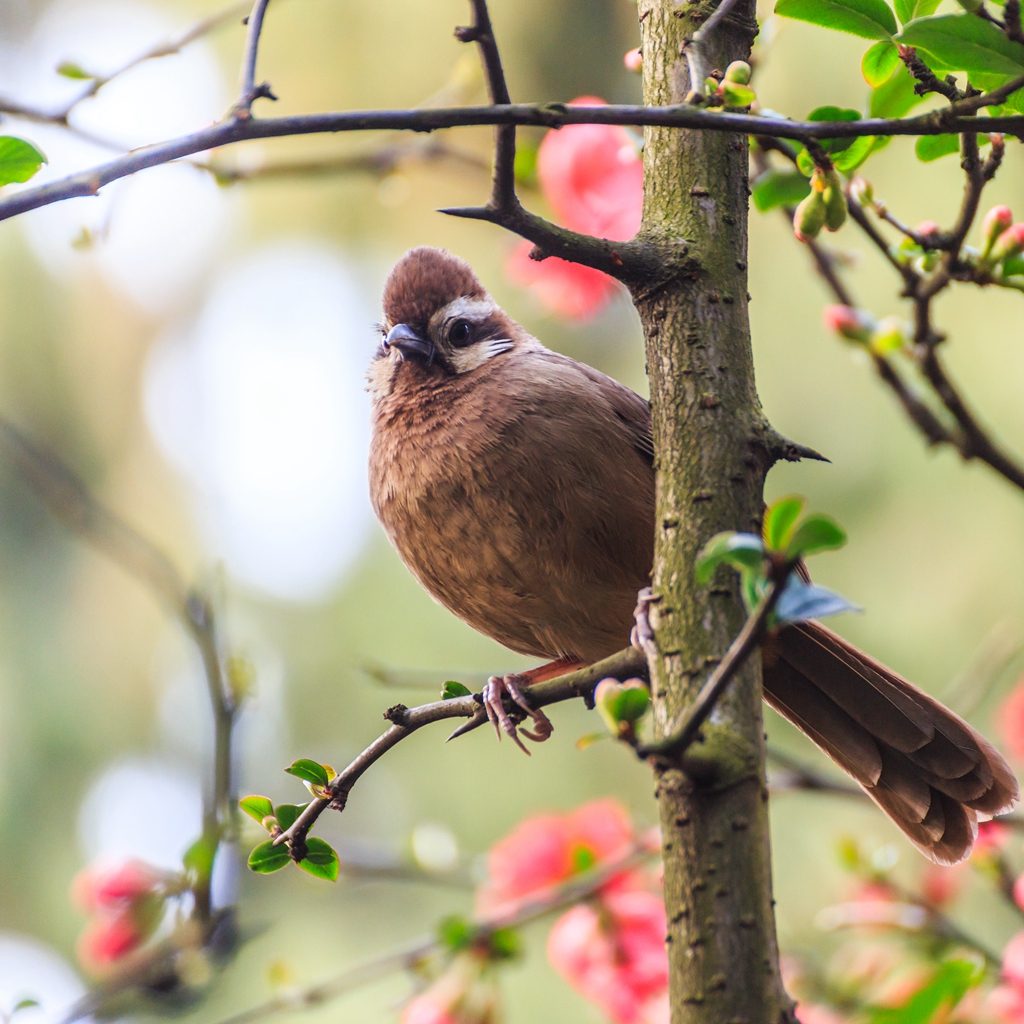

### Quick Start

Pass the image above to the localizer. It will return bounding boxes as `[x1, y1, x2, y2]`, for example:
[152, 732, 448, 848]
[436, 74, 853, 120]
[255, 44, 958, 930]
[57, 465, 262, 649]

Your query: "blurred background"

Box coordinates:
[0, 0, 1023, 1020]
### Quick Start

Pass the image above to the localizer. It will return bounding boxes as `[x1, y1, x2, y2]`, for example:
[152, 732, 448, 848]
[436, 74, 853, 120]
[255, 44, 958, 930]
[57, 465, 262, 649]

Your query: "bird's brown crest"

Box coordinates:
[381, 247, 487, 331]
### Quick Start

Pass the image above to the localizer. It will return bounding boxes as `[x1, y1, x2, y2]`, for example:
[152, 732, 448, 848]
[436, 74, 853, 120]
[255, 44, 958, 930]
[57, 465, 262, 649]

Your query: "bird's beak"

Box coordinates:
[384, 323, 435, 363]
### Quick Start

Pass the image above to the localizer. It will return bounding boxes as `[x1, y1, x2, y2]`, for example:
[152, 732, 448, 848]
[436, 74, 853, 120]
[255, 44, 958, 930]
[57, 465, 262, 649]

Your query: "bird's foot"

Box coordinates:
[483, 673, 553, 755]
[631, 586, 661, 665]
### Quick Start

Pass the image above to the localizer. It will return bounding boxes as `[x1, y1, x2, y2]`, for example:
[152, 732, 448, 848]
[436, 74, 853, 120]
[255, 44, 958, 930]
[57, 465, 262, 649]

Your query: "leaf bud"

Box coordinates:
[724, 60, 752, 84]
[981, 205, 1014, 258]
[990, 222, 1024, 263]
[719, 79, 756, 108]
[868, 316, 909, 355]
[822, 304, 874, 343]
[793, 188, 828, 242]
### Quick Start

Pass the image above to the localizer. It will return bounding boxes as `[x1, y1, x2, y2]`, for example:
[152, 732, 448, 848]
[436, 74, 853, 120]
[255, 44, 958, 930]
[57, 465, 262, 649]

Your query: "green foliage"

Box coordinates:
[487, 927, 522, 961]
[763, 495, 806, 550]
[894, 0, 942, 23]
[438, 915, 475, 952]
[442, 680, 473, 699]
[695, 531, 765, 584]
[898, 15, 1024, 75]
[915, 134, 961, 161]
[56, 61, 94, 79]
[862, 40, 901, 85]
[0, 137, 47, 187]
[787, 514, 846, 558]
[239, 795, 275, 824]
[871, 64, 926, 117]
[775, 0, 897, 39]
[752, 168, 811, 211]
[285, 759, 332, 787]
[248, 840, 291, 874]
[795, 109, 874, 175]
[869, 959, 983, 1024]
[12, 1000, 40, 1014]
[183, 836, 217, 878]
[296, 837, 340, 881]
[274, 803, 307, 830]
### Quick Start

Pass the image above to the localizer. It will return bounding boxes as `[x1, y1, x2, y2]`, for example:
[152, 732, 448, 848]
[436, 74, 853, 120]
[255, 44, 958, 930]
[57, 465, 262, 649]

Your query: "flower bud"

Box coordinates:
[990, 222, 1024, 263]
[724, 60, 752, 84]
[868, 316, 909, 355]
[793, 189, 827, 242]
[982, 205, 1014, 258]
[915, 221, 941, 245]
[822, 304, 874, 343]
[823, 180, 847, 232]
[848, 177, 873, 207]
[623, 47, 642, 72]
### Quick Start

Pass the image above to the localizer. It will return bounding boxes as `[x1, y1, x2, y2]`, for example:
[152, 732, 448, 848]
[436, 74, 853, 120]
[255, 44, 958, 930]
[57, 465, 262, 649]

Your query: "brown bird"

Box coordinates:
[367, 246, 1017, 864]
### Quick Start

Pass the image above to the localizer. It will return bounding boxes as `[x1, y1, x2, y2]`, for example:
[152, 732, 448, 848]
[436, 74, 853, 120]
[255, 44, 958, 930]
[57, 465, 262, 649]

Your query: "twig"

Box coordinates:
[215, 842, 654, 1024]
[0, 416, 234, 918]
[683, 0, 744, 104]
[1006, 0, 1024, 45]
[274, 647, 647, 858]
[234, 0, 277, 117]
[637, 575, 788, 758]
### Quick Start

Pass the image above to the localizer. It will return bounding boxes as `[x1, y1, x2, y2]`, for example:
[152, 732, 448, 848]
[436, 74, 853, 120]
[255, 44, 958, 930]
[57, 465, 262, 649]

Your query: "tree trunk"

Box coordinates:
[634, 3, 794, 1022]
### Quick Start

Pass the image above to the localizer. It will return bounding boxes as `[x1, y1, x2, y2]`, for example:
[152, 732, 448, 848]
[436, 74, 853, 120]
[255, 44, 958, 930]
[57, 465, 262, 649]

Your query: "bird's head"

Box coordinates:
[368, 247, 521, 397]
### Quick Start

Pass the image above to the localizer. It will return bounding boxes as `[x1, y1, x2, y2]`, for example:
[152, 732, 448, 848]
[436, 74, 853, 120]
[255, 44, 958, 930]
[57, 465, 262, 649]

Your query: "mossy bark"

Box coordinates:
[633, 2, 794, 1022]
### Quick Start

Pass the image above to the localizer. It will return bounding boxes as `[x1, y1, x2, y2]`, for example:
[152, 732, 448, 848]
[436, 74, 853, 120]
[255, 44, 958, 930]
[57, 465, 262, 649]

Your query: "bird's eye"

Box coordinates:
[449, 319, 472, 347]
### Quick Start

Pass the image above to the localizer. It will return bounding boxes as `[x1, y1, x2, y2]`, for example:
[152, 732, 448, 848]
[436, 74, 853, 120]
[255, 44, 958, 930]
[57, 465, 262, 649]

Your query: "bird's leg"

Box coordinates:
[631, 586, 661, 667]
[482, 657, 581, 754]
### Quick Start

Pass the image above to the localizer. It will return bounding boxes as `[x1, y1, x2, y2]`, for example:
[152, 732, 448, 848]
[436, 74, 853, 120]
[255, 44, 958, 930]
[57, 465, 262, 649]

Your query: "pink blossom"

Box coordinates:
[77, 913, 143, 970]
[1004, 932, 1024, 990]
[795, 1005, 847, 1024]
[821, 304, 872, 342]
[401, 994, 460, 1024]
[988, 984, 1024, 1024]
[73, 860, 161, 912]
[974, 820, 1010, 858]
[505, 97, 642, 322]
[983, 205, 1014, 245]
[623, 47, 643, 72]
[921, 862, 966, 907]
[999, 685, 1024, 761]
[992, 223, 1024, 262]
[547, 890, 668, 1024]
[505, 244, 619, 323]
[477, 799, 634, 911]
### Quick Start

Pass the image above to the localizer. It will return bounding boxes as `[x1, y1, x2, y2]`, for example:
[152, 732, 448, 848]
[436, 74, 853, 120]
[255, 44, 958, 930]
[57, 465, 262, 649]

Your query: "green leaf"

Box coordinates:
[1002, 254, 1024, 276]
[787, 514, 847, 557]
[871, 63, 926, 117]
[438, 915, 475, 951]
[608, 686, 650, 722]
[248, 840, 291, 873]
[296, 837, 339, 881]
[915, 133, 961, 161]
[576, 731, 609, 750]
[763, 496, 806, 551]
[752, 168, 811, 211]
[183, 836, 217, 878]
[487, 927, 521, 960]
[56, 61, 94, 79]
[12, 1000, 40, 1014]
[239, 795, 275, 825]
[695, 532, 765, 584]
[807, 105, 863, 124]
[898, 15, 1024, 75]
[894, 0, 941, 23]
[285, 759, 331, 787]
[274, 803, 307, 831]
[832, 133, 877, 172]
[870, 959, 982, 1024]
[863, 40, 901, 84]
[441, 680, 473, 700]
[775, 0, 897, 38]
[0, 137, 47, 187]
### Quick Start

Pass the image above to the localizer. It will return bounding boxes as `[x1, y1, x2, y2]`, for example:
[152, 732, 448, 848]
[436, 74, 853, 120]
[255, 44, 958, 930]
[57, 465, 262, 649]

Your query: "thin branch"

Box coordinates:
[684, 0, 744, 104]
[235, 0, 278, 117]
[0, 417, 234, 918]
[637, 575, 788, 758]
[215, 841, 654, 1024]
[274, 647, 647, 859]
[1006, 0, 1024, 45]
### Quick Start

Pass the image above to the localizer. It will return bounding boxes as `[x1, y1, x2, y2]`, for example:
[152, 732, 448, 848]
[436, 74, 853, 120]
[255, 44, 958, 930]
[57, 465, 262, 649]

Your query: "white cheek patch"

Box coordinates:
[449, 339, 514, 374]
[431, 296, 496, 332]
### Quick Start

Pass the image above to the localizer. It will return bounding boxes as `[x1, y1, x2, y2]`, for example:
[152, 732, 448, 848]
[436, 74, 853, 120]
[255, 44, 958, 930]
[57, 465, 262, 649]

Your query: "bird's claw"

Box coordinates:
[483, 673, 553, 755]
[631, 586, 660, 665]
